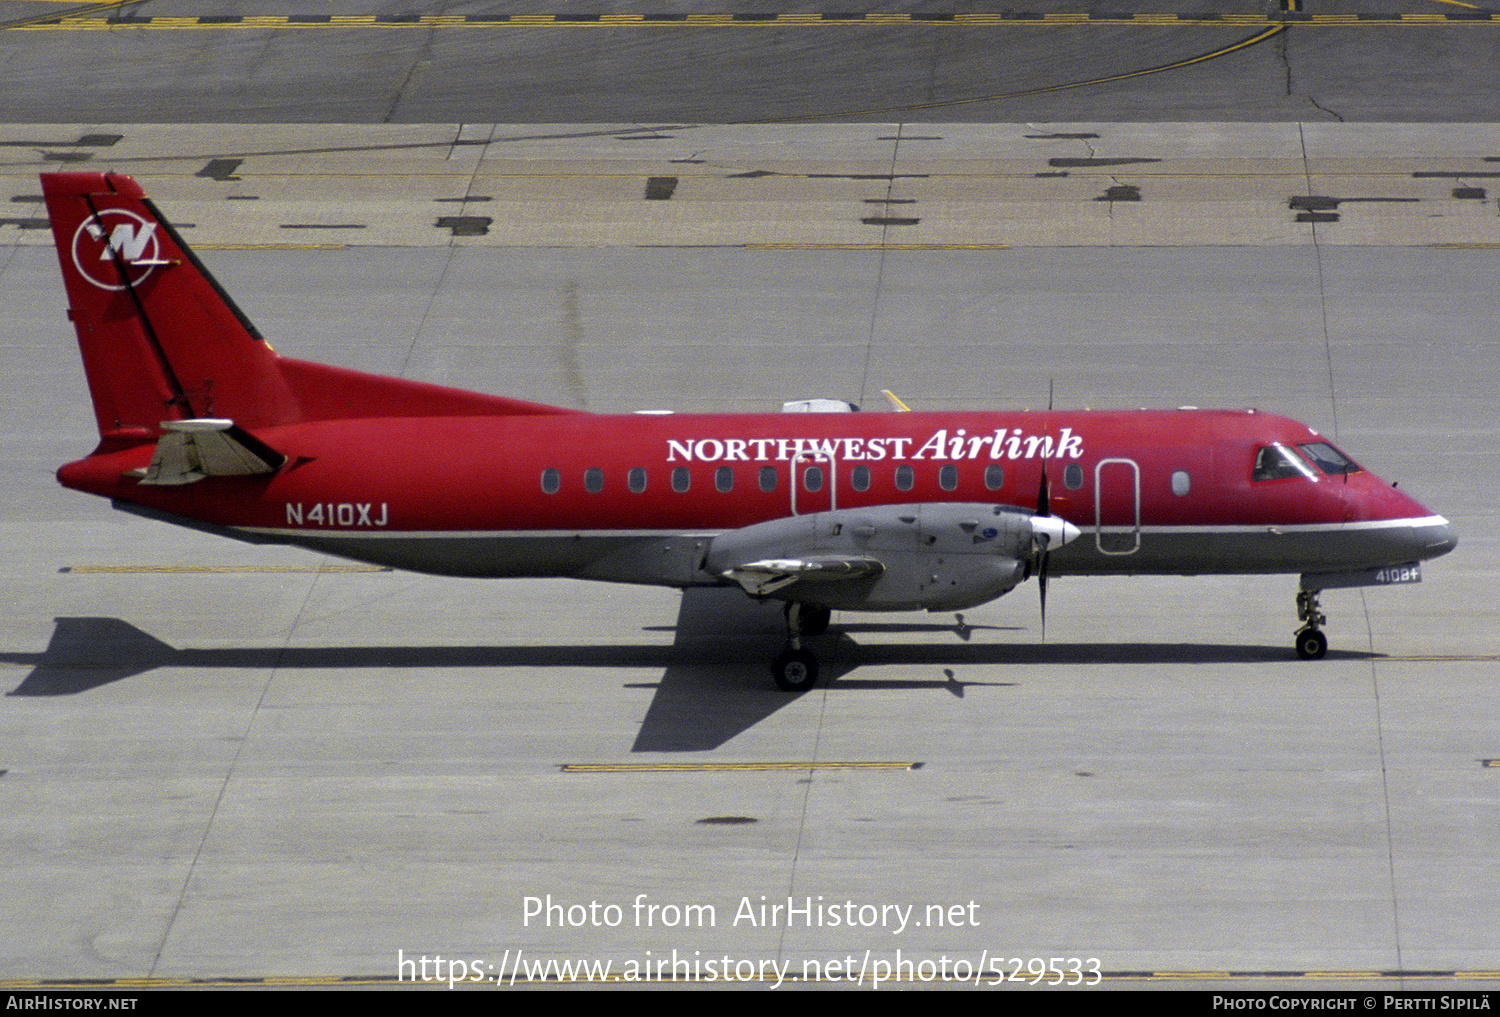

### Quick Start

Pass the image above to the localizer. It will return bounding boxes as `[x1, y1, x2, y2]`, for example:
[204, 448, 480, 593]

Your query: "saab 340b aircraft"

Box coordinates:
[40, 172, 1457, 689]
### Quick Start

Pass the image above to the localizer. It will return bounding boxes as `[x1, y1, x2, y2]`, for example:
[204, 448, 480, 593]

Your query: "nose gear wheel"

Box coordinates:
[1294, 589, 1328, 660]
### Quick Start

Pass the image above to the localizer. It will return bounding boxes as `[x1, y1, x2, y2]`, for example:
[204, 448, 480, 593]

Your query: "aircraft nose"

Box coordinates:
[1419, 516, 1458, 560]
[1358, 480, 1457, 563]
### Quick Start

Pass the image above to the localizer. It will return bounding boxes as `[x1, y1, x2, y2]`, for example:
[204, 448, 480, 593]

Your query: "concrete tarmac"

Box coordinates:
[1, 123, 1497, 988]
[4, 3, 1500, 123]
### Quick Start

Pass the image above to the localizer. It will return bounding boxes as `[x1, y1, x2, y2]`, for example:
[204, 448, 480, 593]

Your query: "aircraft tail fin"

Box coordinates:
[42, 172, 576, 451]
[42, 172, 296, 446]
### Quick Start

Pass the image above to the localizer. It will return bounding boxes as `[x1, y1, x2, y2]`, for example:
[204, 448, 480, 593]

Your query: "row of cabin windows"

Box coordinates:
[540, 462, 1095, 495]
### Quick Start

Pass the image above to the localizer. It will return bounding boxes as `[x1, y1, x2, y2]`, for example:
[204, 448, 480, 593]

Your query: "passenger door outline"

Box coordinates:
[1094, 457, 1141, 555]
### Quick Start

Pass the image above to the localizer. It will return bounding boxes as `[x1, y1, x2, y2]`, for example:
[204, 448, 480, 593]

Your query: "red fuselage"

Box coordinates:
[59, 406, 1453, 582]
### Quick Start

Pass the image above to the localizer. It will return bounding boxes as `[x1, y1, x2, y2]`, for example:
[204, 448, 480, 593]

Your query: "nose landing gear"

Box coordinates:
[1294, 588, 1328, 659]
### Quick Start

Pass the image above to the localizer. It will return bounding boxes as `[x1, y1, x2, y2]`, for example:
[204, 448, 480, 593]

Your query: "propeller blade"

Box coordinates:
[1027, 505, 1078, 642]
[1038, 551, 1049, 639]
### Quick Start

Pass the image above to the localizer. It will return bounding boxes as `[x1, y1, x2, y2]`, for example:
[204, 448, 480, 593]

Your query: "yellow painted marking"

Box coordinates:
[10, 14, 1500, 32]
[196, 243, 347, 250]
[746, 243, 1010, 250]
[0, 0, 131, 29]
[1377, 654, 1500, 661]
[62, 564, 389, 573]
[562, 761, 915, 773]
[743, 24, 1290, 122]
[882, 390, 913, 412]
[46, 15, 103, 26]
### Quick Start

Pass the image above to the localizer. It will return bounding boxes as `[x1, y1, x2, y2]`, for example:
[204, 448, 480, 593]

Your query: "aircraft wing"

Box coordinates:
[720, 555, 884, 597]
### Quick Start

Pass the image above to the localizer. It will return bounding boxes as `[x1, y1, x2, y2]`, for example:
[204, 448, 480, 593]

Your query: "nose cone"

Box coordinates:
[1418, 516, 1458, 560]
[1345, 474, 1457, 563]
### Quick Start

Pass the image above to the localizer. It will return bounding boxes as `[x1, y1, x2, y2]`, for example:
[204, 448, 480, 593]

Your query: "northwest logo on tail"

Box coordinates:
[70, 209, 167, 291]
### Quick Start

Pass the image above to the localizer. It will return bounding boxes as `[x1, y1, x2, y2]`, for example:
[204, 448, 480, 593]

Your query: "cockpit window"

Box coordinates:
[1252, 444, 1317, 482]
[1297, 441, 1360, 476]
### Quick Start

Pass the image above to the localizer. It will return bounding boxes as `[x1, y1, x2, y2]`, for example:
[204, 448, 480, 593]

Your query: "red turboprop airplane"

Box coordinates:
[40, 171, 1457, 689]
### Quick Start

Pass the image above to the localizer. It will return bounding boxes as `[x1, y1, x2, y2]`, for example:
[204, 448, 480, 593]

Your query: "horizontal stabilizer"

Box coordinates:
[722, 555, 884, 597]
[134, 419, 286, 486]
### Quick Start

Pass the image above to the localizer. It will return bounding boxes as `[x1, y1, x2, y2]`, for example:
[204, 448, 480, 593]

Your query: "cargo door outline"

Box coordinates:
[1094, 457, 1140, 555]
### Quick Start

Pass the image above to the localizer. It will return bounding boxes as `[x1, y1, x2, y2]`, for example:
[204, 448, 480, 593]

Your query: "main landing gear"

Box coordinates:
[1294, 588, 1328, 660]
[771, 602, 832, 691]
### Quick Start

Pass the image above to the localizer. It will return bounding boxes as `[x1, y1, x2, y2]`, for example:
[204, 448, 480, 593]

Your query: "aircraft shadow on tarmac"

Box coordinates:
[4, 589, 1379, 750]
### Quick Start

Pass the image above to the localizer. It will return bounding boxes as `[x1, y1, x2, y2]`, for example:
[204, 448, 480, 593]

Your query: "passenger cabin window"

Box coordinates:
[541, 467, 561, 494]
[894, 465, 914, 492]
[803, 465, 824, 493]
[628, 467, 647, 493]
[851, 464, 871, 492]
[1297, 441, 1361, 476]
[984, 465, 1004, 491]
[672, 466, 691, 493]
[939, 464, 958, 491]
[584, 467, 604, 493]
[1172, 470, 1191, 497]
[758, 466, 777, 492]
[1252, 444, 1315, 482]
[1063, 463, 1084, 490]
[715, 465, 734, 493]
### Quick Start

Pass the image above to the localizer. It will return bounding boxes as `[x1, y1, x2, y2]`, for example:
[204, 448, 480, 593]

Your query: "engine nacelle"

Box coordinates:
[706, 503, 1040, 612]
